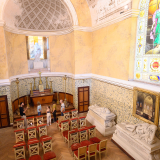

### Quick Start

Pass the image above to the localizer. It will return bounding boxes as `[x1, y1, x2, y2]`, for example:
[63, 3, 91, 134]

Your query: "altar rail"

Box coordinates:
[12, 92, 73, 113]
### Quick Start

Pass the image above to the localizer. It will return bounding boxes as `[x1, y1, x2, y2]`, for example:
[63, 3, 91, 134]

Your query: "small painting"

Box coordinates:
[133, 87, 159, 126]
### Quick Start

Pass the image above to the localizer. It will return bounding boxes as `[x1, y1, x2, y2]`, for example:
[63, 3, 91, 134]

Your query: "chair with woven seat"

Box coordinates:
[16, 118, 25, 129]
[27, 126, 38, 144]
[97, 139, 107, 160]
[71, 109, 78, 118]
[70, 118, 78, 131]
[27, 116, 34, 128]
[69, 130, 82, 156]
[79, 117, 86, 128]
[74, 146, 87, 160]
[36, 115, 44, 126]
[14, 129, 26, 144]
[87, 143, 97, 160]
[41, 136, 56, 160]
[79, 128, 93, 147]
[28, 139, 41, 160]
[63, 111, 70, 120]
[88, 126, 101, 144]
[61, 120, 70, 141]
[13, 142, 26, 160]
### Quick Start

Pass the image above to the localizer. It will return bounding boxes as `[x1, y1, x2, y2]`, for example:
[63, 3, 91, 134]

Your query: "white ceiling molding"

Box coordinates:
[9, 72, 74, 82]
[0, 79, 10, 86]
[1, 72, 160, 93]
[4, 24, 74, 36]
[2, 8, 138, 35]
[63, 0, 78, 26]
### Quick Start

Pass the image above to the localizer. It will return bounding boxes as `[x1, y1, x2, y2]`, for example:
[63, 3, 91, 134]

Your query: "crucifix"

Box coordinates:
[16, 78, 20, 106]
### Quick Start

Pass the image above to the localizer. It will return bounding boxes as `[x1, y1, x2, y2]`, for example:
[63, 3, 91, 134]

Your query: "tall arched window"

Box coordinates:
[134, 0, 160, 83]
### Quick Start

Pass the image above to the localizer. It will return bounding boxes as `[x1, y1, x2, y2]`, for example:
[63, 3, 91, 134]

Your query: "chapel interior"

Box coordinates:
[1, 0, 160, 160]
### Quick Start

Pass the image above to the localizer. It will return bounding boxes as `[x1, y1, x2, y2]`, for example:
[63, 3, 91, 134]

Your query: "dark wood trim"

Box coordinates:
[26, 36, 29, 60]
[78, 86, 89, 113]
[43, 37, 47, 59]
[0, 95, 10, 128]
[111, 139, 135, 160]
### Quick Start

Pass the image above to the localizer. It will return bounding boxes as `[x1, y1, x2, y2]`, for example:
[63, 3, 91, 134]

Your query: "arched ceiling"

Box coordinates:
[3, 0, 77, 32]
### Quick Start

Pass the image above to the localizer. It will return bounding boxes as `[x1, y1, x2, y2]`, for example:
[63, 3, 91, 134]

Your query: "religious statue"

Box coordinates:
[32, 42, 41, 61]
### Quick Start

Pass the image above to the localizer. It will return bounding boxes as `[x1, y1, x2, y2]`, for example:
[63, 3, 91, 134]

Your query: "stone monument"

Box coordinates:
[86, 104, 116, 136]
[112, 123, 160, 160]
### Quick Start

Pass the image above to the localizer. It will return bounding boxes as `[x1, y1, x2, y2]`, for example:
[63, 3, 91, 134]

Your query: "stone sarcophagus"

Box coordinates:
[112, 123, 160, 160]
[86, 104, 116, 136]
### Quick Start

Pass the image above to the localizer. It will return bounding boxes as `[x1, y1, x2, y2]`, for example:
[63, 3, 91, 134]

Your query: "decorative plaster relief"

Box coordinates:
[86, 0, 132, 26]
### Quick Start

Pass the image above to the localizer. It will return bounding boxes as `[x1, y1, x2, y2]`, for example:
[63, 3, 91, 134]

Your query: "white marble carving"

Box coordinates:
[112, 123, 160, 160]
[34, 62, 43, 69]
[86, 0, 132, 26]
[86, 104, 116, 136]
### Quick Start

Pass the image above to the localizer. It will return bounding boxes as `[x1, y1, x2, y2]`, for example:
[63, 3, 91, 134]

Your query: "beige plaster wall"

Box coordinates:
[74, 31, 92, 74]
[49, 32, 75, 74]
[0, 27, 8, 79]
[92, 18, 133, 80]
[5, 31, 28, 77]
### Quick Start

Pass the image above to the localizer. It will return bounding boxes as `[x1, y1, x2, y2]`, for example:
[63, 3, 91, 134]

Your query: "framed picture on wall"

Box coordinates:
[26, 36, 48, 60]
[133, 87, 159, 126]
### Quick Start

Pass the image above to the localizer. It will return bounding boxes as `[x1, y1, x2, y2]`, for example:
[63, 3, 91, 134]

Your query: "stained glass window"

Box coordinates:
[134, 0, 160, 83]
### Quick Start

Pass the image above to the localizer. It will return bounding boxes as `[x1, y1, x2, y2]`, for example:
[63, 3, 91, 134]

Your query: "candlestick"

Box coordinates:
[50, 81, 53, 93]
[33, 78, 36, 90]
[46, 77, 49, 89]
[39, 71, 42, 85]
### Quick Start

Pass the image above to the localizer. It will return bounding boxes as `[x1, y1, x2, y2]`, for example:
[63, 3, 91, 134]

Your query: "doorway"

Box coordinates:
[78, 86, 89, 113]
[0, 95, 10, 128]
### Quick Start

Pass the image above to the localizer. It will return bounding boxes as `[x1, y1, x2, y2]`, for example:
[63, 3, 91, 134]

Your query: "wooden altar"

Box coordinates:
[30, 89, 54, 106]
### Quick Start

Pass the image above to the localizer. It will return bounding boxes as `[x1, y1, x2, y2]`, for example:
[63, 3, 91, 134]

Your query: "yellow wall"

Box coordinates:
[74, 31, 92, 74]
[0, 27, 8, 79]
[70, 0, 92, 27]
[92, 18, 133, 80]
[5, 31, 28, 77]
[49, 32, 75, 74]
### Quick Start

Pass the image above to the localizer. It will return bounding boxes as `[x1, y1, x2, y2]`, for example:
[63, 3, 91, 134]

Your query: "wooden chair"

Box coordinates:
[41, 136, 56, 160]
[74, 146, 87, 160]
[14, 129, 25, 144]
[87, 144, 97, 160]
[27, 126, 38, 143]
[37, 124, 49, 143]
[69, 130, 82, 156]
[97, 139, 107, 160]
[88, 126, 101, 144]
[79, 128, 93, 147]
[13, 142, 26, 160]
[36, 115, 43, 126]
[79, 117, 86, 128]
[16, 118, 24, 129]
[57, 116, 64, 130]
[71, 109, 78, 118]
[61, 120, 70, 140]
[63, 111, 70, 120]
[27, 116, 34, 128]
[70, 118, 78, 131]
[28, 139, 41, 160]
